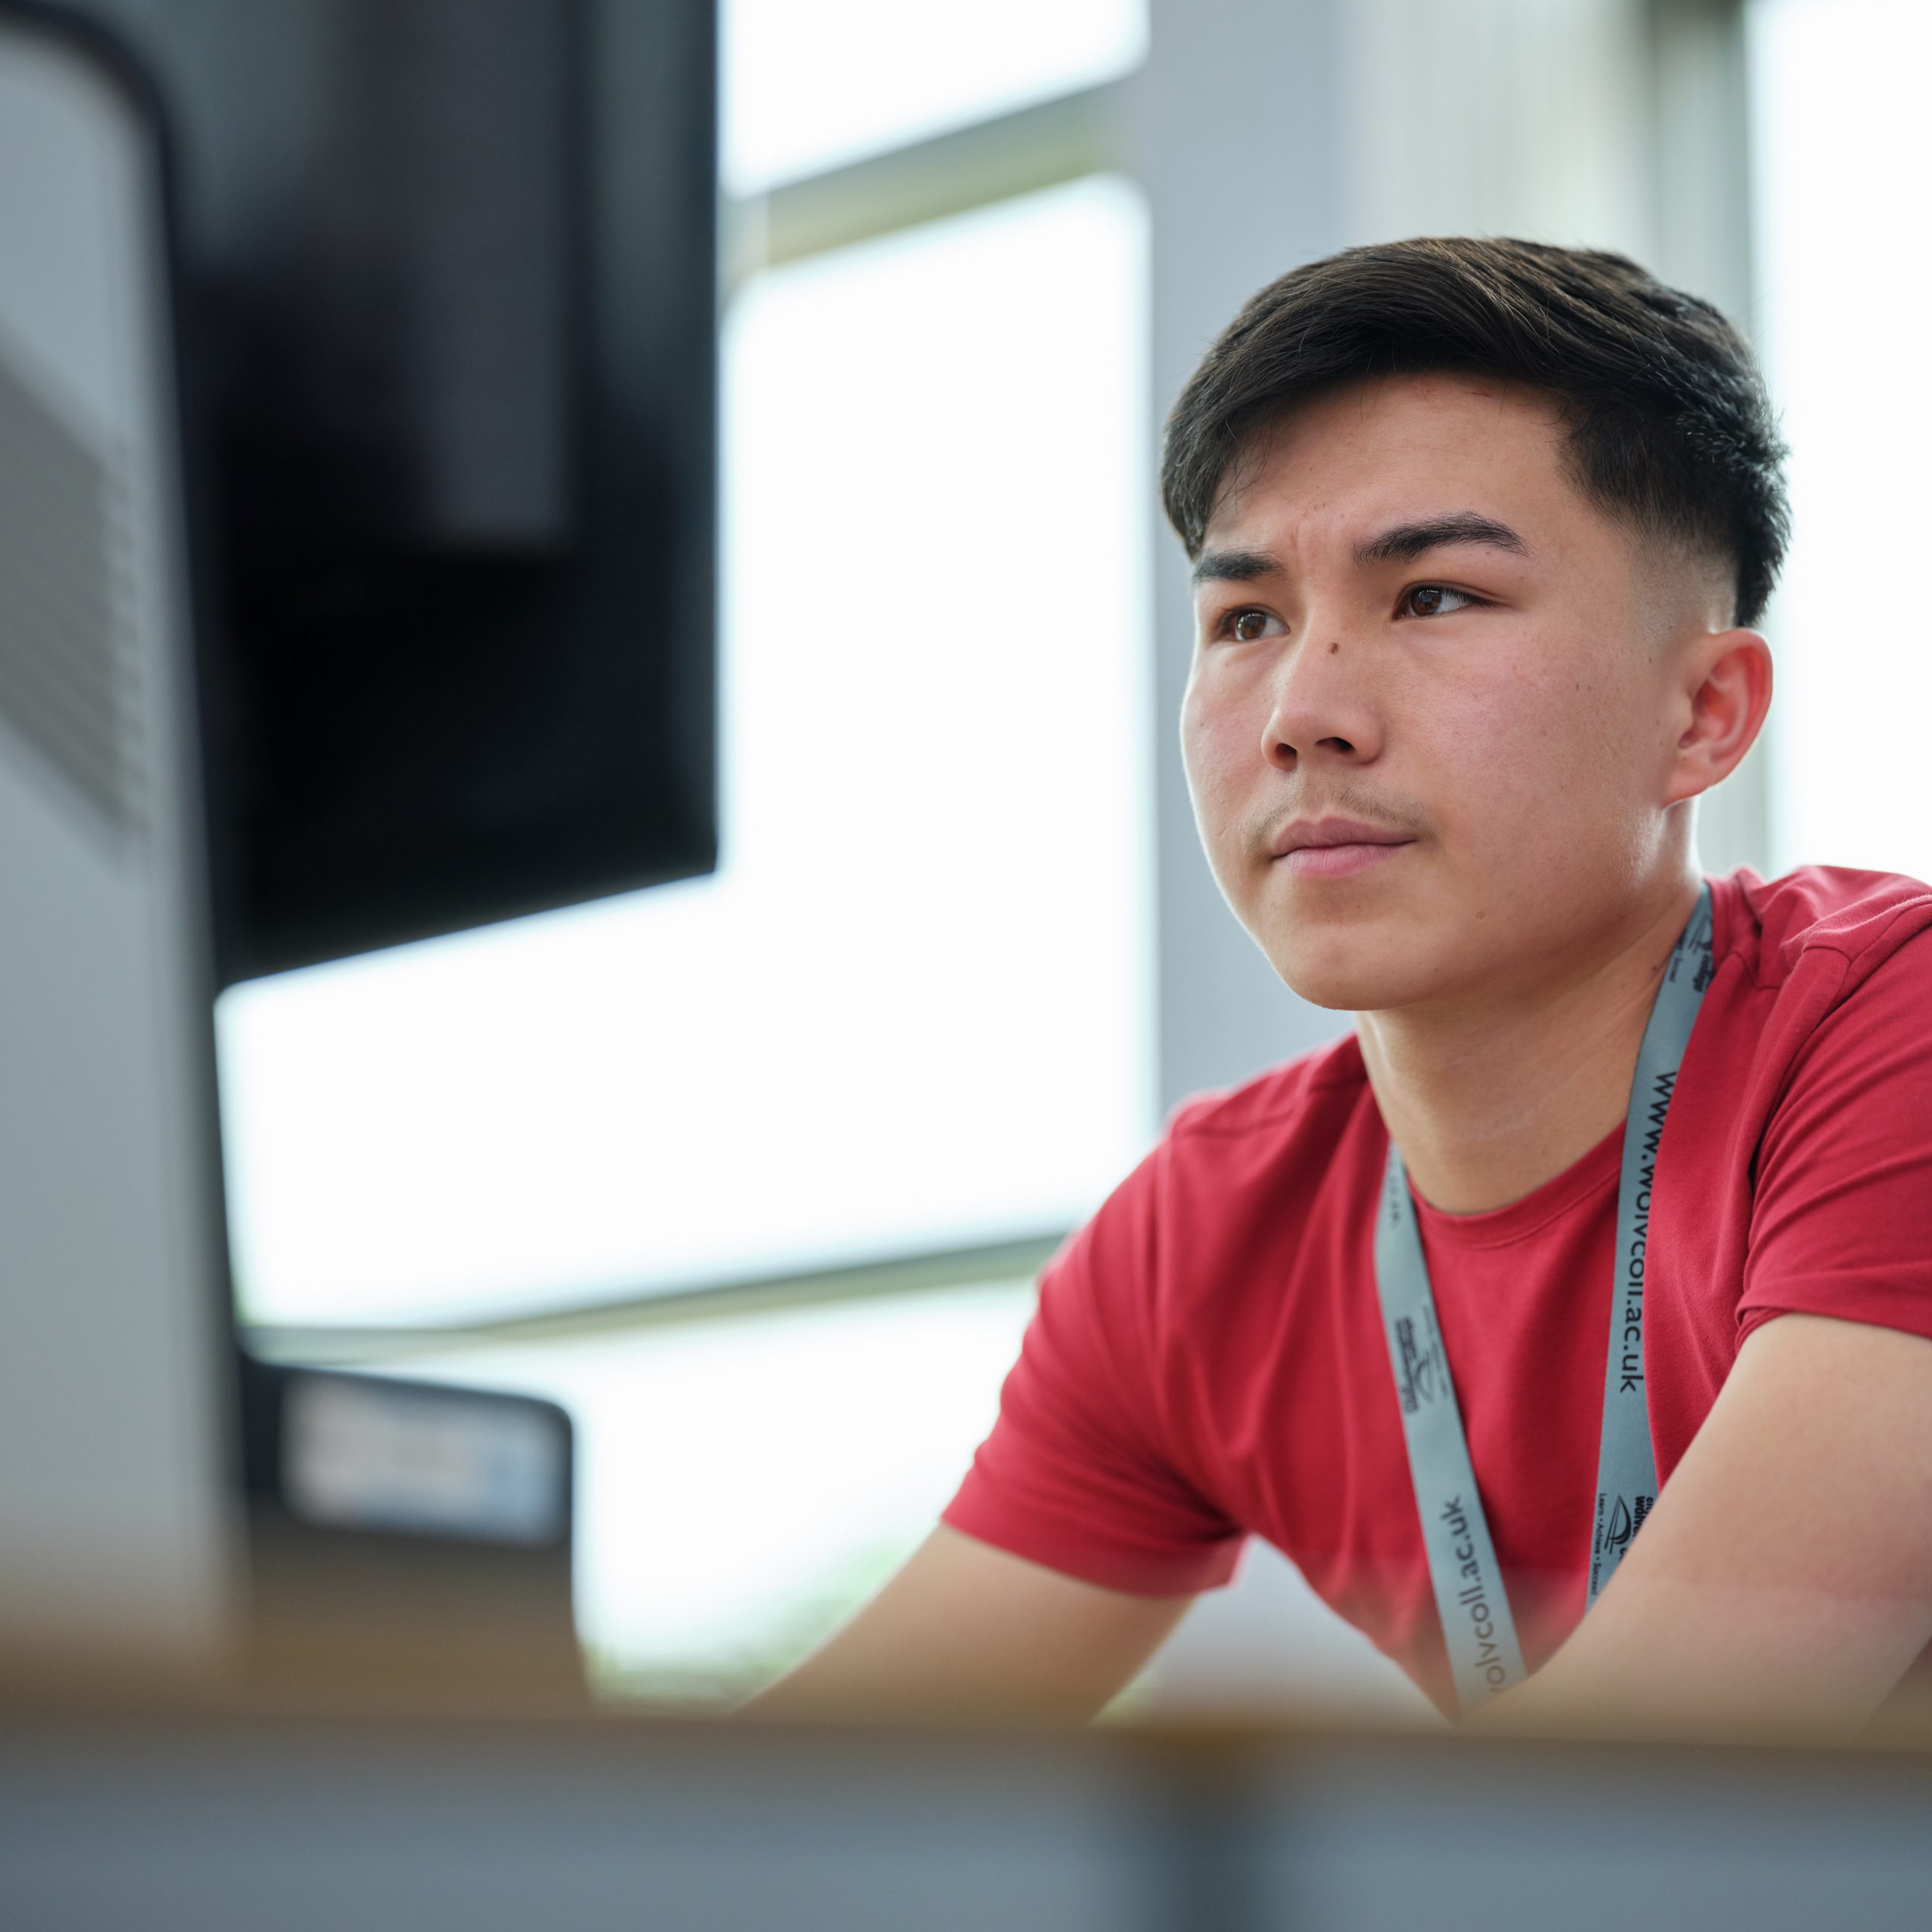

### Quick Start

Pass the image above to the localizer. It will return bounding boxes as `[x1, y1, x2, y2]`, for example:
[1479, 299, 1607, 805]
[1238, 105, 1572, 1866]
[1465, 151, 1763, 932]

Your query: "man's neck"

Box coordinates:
[1355, 869, 1703, 1215]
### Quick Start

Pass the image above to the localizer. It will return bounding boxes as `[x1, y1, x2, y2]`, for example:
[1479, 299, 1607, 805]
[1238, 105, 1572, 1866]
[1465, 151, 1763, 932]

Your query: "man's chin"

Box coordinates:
[1262, 933, 1444, 1015]
[1272, 965, 1366, 1013]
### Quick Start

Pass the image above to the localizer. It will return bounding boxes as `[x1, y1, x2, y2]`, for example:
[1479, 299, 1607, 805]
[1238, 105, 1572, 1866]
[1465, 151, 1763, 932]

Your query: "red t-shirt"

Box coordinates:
[943, 867, 1932, 1712]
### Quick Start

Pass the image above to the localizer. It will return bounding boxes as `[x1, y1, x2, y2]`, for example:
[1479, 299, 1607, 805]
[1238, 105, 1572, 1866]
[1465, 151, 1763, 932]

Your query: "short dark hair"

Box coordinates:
[1160, 237, 1789, 626]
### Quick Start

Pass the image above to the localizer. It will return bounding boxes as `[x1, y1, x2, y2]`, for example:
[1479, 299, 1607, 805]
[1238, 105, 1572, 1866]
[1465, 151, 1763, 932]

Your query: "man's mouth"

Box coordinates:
[1269, 815, 1418, 880]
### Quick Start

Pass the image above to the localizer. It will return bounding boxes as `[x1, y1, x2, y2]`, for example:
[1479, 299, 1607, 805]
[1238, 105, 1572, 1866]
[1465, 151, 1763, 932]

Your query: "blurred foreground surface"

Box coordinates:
[6, 1684, 1932, 1931]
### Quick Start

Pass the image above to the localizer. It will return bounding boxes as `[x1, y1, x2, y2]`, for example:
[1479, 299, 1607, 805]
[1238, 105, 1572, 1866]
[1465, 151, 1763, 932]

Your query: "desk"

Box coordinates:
[5, 1690, 1931, 1930]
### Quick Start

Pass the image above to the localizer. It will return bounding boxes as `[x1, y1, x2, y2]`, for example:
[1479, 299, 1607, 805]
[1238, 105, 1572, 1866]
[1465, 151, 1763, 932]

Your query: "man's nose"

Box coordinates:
[1260, 632, 1385, 772]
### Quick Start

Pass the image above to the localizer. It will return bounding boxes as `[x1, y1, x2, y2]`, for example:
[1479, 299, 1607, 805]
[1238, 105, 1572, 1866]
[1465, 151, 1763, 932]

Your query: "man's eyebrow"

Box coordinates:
[1192, 546, 1284, 586]
[1354, 512, 1528, 565]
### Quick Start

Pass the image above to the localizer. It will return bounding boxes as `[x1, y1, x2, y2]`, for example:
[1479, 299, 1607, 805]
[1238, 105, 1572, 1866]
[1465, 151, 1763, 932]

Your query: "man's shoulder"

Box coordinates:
[1162, 1027, 1369, 1150]
[1724, 863, 1932, 999]
[1063, 1029, 1374, 1323]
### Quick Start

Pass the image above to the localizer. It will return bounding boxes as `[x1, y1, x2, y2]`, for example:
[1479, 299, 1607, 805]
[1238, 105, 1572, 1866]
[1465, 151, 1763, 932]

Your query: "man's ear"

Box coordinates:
[1663, 629, 1773, 805]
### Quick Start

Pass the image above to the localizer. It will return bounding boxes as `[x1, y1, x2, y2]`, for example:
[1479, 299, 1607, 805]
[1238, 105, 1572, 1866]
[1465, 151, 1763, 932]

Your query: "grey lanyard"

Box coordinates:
[1373, 884, 1715, 1715]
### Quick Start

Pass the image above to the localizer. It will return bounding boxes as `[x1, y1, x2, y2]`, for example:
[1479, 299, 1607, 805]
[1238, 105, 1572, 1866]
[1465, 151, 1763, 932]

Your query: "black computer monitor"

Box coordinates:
[63, 0, 718, 983]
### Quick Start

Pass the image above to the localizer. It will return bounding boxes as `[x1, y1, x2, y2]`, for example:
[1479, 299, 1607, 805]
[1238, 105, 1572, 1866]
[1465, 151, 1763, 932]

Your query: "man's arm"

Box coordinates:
[1480, 1312, 1932, 1737]
[746, 1524, 1195, 1724]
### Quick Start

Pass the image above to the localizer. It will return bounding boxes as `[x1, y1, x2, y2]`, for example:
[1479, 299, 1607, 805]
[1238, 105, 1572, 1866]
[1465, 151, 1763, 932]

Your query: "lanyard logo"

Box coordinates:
[1392, 1309, 1447, 1414]
[1595, 1490, 1655, 1567]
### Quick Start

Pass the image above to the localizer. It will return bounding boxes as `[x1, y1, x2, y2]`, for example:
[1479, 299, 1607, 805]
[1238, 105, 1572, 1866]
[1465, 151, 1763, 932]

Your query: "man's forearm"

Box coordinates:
[743, 1525, 1194, 1725]
[1472, 1315, 1932, 1739]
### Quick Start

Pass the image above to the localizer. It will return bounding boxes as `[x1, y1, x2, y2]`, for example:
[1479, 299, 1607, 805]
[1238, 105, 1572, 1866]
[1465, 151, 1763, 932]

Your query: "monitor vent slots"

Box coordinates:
[0, 343, 140, 837]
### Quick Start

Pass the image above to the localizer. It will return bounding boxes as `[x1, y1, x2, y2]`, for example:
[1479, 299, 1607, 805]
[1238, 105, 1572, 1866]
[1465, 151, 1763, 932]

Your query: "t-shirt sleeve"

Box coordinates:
[1738, 930, 1932, 1346]
[941, 1137, 1245, 1597]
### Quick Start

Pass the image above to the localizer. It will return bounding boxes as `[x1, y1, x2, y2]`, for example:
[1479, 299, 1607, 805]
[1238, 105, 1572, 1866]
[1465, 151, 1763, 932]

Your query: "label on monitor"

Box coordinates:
[282, 1372, 566, 1546]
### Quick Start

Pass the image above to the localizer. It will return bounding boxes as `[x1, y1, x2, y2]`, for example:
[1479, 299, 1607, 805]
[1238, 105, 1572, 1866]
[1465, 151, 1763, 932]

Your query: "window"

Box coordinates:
[722, 0, 1146, 192]
[214, 21, 1158, 1702]
[219, 175, 1152, 1333]
[382, 1281, 1038, 1700]
[1751, 0, 1932, 881]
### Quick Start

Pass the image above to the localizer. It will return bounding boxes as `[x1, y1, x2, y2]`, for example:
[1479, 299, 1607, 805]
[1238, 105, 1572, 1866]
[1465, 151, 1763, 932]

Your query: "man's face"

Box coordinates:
[1181, 371, 1712, 1014]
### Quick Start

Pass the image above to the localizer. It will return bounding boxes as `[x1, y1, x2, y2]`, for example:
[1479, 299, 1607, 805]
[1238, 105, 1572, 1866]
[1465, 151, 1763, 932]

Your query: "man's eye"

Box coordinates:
[1399, 584, 1481, 618]
[1223, 608, 1280, 642]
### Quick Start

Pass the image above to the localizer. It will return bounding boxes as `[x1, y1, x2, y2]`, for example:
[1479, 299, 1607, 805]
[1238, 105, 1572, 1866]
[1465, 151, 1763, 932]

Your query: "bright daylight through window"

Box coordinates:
[721, 0, 1146, 192]
[214, 8, 1156, 1704]
[1752, 0, 1932, 883]
[395, 1282, 1039, 1699]
[218, 175, 1154, 1334]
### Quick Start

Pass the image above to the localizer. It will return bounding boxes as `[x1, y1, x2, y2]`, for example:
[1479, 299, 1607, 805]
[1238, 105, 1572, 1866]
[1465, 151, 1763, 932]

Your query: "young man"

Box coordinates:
[760, 238, 1932, 1733]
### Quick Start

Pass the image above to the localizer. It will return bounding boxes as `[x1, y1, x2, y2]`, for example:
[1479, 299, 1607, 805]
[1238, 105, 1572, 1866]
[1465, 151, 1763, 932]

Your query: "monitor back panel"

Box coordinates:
[0, 8, 235, 1669]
